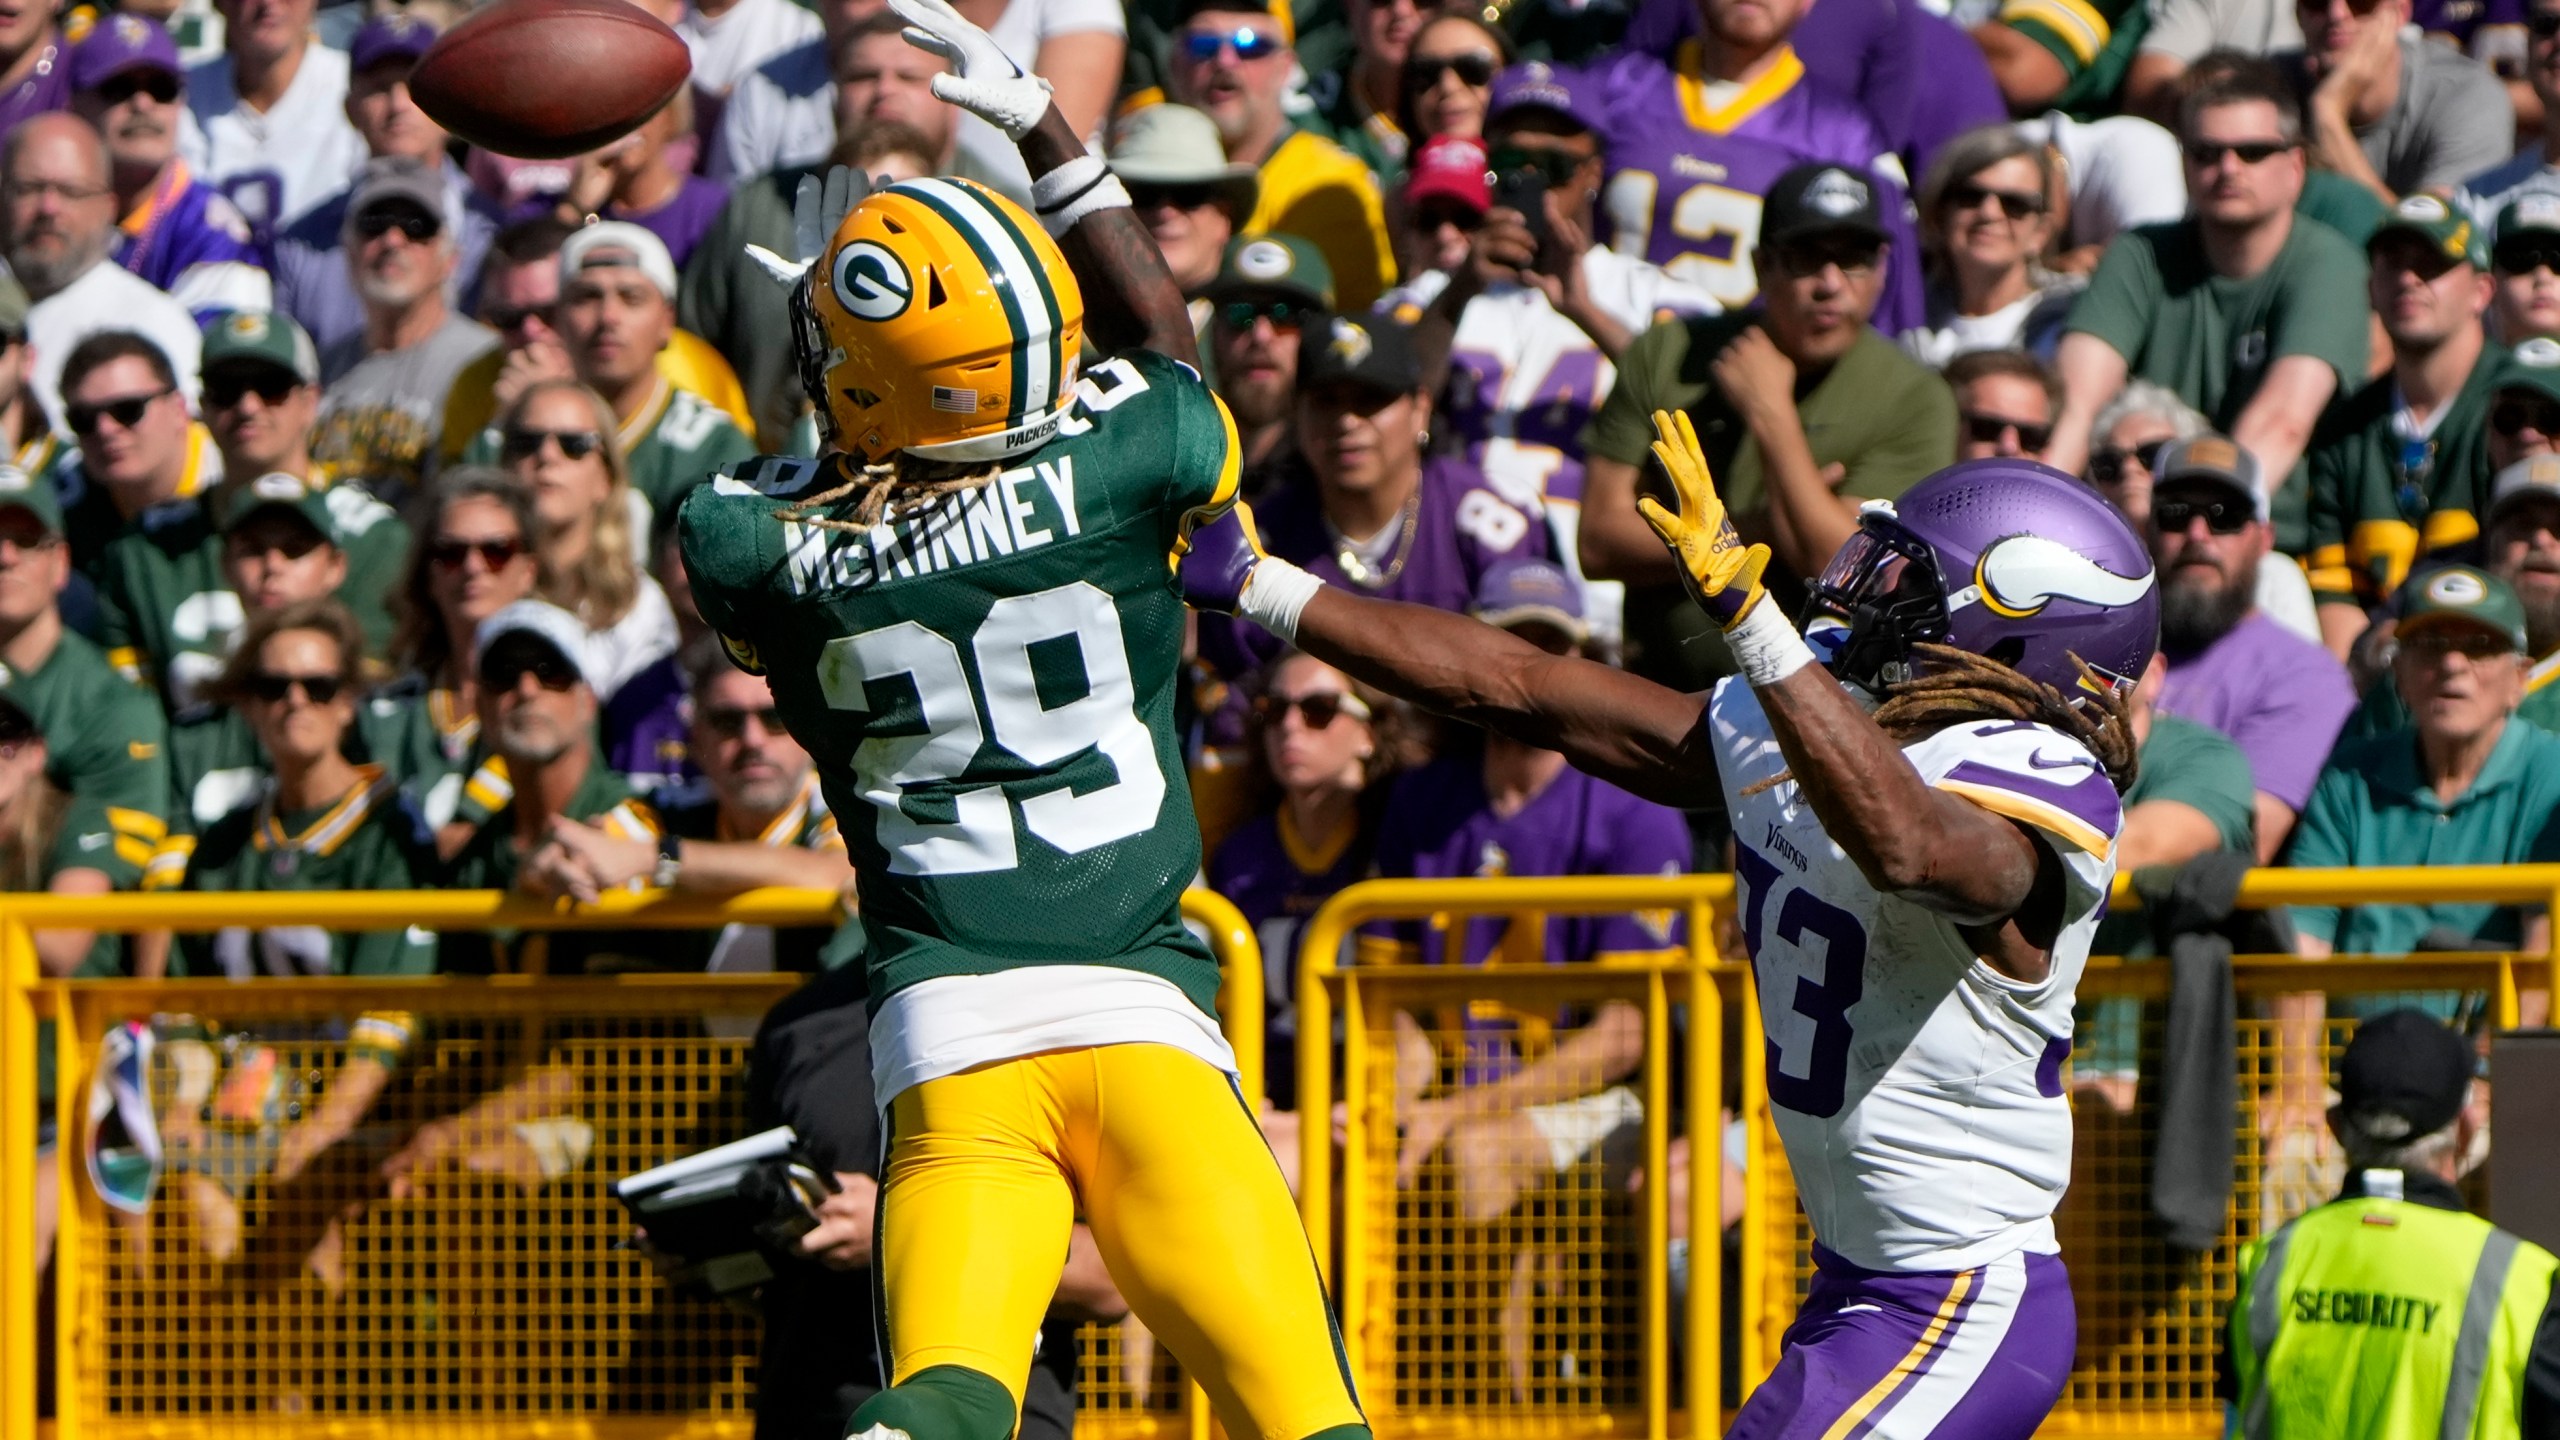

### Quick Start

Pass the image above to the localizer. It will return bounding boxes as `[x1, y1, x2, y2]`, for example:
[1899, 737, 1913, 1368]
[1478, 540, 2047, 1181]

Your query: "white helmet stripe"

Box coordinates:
[901, 177, 1057, 417]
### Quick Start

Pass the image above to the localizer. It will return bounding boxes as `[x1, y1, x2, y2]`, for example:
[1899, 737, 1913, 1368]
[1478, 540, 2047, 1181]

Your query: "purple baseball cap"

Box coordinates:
[350, 12, 439, 73]
[68, 14, 180, 93]
[1486, 61, 1600, 132]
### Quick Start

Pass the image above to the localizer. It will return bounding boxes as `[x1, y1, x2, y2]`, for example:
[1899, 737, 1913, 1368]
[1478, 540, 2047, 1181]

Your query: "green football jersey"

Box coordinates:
[166, 766, 442, 979]
[442, 760, 664, 974]
[14, 627, 170, 850]
[679, 350, 1242, 1015]
[464, 380, 756, 534]
[51, 425, 219, 577]
[163, 704, 265, 843]
[357, 678, 485, 829]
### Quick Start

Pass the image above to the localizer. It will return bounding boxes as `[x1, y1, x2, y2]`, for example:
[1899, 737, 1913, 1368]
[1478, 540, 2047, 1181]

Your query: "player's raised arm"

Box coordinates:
[1180, 508, 1724, 810]
[890, 0, 1197, 367]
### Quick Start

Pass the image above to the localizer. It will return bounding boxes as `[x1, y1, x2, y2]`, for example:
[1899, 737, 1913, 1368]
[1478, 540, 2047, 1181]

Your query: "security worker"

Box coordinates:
[2227, 1009, 2560, 1440]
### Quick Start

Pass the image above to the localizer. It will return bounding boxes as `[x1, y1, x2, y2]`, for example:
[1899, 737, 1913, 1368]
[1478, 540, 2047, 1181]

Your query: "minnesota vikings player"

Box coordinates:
[1185, 418, 2159, 1439]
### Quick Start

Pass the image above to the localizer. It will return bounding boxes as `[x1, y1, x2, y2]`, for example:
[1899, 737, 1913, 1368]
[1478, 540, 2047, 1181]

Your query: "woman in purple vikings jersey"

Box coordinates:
[1207, 652, 1409, 1110]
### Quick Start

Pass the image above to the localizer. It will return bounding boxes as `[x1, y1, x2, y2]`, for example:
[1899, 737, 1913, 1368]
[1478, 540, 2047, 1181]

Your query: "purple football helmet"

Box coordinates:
[1807, 459, 2159, 703]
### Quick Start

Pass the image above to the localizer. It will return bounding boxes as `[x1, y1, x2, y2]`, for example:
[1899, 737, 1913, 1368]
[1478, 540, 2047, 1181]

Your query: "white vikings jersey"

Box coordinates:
[1710, 677, 2119, 1273]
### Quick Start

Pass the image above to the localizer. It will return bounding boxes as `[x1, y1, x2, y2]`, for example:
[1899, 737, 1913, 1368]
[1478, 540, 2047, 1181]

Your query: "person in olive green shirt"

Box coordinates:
[441, 599, 663, 975]
[1581, 162, 1956, 690]
[2305, 197, 2504, 659]
[2047, 59, 2372, 554]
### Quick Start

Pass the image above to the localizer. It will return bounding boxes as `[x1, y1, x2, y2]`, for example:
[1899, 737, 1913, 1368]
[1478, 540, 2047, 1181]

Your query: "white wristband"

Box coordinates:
[1238, 557, 1323, 643]
[1726, 598, 1814, 688]
[1030, 158, 1129, 237]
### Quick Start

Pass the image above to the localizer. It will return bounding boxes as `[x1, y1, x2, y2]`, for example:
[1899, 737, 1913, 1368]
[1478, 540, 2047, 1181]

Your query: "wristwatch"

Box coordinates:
[652, 831, 683, 890]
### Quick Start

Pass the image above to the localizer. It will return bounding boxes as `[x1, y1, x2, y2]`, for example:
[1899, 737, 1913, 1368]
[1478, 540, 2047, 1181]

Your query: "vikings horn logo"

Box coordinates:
[1967, 534, 2156, 618]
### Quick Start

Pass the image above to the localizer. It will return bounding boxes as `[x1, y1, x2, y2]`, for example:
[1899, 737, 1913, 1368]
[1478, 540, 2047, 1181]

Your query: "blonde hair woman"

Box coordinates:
[496, 378, 678, 702]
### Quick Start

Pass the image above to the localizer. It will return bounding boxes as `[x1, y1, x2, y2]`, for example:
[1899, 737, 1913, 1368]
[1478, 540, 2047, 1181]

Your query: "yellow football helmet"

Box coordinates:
[792, 177, 1088, 465]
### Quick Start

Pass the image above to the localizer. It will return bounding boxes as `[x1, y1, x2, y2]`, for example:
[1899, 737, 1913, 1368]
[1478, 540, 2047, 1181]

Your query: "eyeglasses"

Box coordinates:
[1130, 182, 1223, 212]
[95, 71, 180, 107]
[1, 178, 109, 204]
[1179, 25, 1284, 62]
[501, 427, 605, 462]
[1403, 50, 1496, 89]
[2401, 626, 2517, 659]
[701, 704, 782, 738]
[352, 206, 440, 241]
[1767, 241, 1879, 278]
[1255, 690, 1372, 729]
[2530, 10, 2560, 37]
[2495, 241, 2560, 275]
[203, 371, 301, 410]
[2182, 139, 2295, 168]
[428, 536, 525, 570]
[1412, 200, 1484, 234]
[1221, 298, 1316, 331]
[1487, 144, 1585, 188]
[1945, 180, 2044, 219]
[2494, 398, 2560, 436]
[1959, 410, 2052, 450]
[2089, 439, 2170, 485]
[245, 671, 343, 704]
[2153, 493, 2255, 535]
[484, 302, 555, 332]
[484, 654, 581, 693]
[65, 388, 171, 437]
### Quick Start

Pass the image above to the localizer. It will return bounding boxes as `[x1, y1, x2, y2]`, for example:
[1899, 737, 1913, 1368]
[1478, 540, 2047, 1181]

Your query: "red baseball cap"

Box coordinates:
[1403, 135, 1490, 215]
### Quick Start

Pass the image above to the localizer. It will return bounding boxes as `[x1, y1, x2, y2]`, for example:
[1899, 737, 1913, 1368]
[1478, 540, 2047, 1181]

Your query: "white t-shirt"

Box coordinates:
[1712, 679, 2116, 1273]
[182, 42, 367, 231]
[2023, 112, 2188, 255]
[26, 260, 206, 435]
[1900, 280, 2082, 370]
[678, 0, 822, 97]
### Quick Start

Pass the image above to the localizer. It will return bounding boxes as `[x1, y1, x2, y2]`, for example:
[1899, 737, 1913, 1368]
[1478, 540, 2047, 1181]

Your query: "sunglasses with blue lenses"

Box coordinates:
[1180, 24, 1285, 62]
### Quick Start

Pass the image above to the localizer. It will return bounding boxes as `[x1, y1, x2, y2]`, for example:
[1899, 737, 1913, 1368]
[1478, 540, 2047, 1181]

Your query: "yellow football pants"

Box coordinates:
[879, 1042, 1365, 1440]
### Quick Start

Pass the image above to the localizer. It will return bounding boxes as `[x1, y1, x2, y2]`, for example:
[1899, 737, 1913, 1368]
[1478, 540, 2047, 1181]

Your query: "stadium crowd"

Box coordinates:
[11, 0, 2560, 1421]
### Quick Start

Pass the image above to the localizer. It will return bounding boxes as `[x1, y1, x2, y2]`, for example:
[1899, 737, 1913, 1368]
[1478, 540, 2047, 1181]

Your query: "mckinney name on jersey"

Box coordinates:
[679, 349, 1242, 1102]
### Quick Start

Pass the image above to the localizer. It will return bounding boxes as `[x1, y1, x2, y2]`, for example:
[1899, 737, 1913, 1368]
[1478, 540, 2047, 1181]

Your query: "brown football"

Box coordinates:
[409, 0, 692, 160]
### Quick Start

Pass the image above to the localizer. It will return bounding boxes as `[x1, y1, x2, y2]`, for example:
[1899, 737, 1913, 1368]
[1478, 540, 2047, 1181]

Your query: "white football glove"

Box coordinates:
[891, 0, 1054, 140]
[744, 165, 874, 289]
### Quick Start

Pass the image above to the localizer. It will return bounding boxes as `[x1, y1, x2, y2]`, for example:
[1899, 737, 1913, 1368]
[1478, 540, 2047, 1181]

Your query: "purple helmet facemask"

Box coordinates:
[1807, 459, 2161, 705]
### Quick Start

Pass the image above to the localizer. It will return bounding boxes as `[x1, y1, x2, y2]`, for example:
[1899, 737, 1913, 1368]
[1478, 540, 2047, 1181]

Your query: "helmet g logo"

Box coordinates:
[831, 241, 914, 322]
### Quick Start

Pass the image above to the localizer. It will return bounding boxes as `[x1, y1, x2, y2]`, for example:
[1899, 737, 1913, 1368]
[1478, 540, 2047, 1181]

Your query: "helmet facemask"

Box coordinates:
[1807, 514, 1954, 699]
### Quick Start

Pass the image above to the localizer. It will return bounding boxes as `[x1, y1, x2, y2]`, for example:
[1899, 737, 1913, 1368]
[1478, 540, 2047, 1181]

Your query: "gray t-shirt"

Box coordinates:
[2278, 35, 2513, 196]
[313, 313, 498, 506]
[2141, 0, 2300, 62]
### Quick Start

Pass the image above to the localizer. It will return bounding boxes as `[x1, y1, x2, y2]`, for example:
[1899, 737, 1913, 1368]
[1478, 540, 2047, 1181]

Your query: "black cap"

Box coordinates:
[1298, 314, 1422, 399]
[1759, 162, 1890, 251]
[2336, 1009, 2474, 1141]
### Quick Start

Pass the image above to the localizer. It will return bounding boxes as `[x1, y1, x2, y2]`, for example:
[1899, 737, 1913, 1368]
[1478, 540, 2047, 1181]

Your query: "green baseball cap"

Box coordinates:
[216, 470, 340, 545]
[2369, 193, 2484, 269]
[2497, 337, 2560, 403]
[2494, 192, 2560, 262]
[2398, 563, 2527, 653]
[1204, 234, 1335, 312]
[0, 460, 63, 536]
[200, 309, 319, 385]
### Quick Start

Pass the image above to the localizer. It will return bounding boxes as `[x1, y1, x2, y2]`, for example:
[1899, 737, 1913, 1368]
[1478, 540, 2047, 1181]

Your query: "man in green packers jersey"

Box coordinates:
[678, 5, 1369, 1440]
[51, 330, 221, 579]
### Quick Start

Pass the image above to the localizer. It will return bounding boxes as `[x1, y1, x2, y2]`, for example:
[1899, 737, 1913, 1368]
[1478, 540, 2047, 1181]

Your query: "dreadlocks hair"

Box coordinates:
[770, 451, 1006, 532]
[1740, 643, 2139, 797]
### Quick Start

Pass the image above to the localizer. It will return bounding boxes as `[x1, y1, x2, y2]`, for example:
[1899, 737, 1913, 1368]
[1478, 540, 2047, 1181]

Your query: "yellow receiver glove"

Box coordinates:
[1632, 409, 1772, 630]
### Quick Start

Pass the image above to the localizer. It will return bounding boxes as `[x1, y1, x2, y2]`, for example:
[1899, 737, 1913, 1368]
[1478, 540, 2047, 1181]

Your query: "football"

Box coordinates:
[409, 0, 692, 160]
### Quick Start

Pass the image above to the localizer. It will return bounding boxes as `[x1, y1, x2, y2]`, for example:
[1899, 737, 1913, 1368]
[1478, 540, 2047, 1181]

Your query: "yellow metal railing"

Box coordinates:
[0, 888, 1260, 1440]
[1295, 868, 2558, 1440]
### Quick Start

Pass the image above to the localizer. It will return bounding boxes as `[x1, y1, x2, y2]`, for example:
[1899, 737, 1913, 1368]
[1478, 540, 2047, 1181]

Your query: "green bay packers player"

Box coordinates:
[675, 6, 1369, 1440]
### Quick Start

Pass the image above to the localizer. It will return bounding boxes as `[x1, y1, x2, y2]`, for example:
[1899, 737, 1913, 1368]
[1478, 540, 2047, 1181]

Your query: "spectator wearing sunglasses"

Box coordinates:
[1580, 163, 1954, 692]
[1303, 0, 1426, 189]
[310, 158, 500, 504]
[2489, 193, 2560, 344]
[371, 468, 539, 830]
[1163, 0, 1398, 311]
[1108, 103, 1261, 321]
[2281, 0, 2511, 210]
[2147, 435, 2357, 862]
[177, 0, 365, 233]
[1396, 13, 1502, 148]
[2450, 0, 2560, 232]
[273, 16, 503, 362]
[70, 16, 270, 326]
[1389, 134, 1485, 284]
[1946, 350, 2060, 462]
[441, 597, 665, 974]
[1391, 65, 1718, 659]
[2047, 58, 2370, 555]
[526, 637, 851, 972]
[1902, 125, 2079, 371]
[466, 223, 751, 532]
[8, 114, 205, 437]
[52, 330, 219, 579]
[492, 378, 677, 708]
[1204, 233, 1330, 485]
[2304, 196, 2506, 661]
[2489, 339, 2560, 478]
